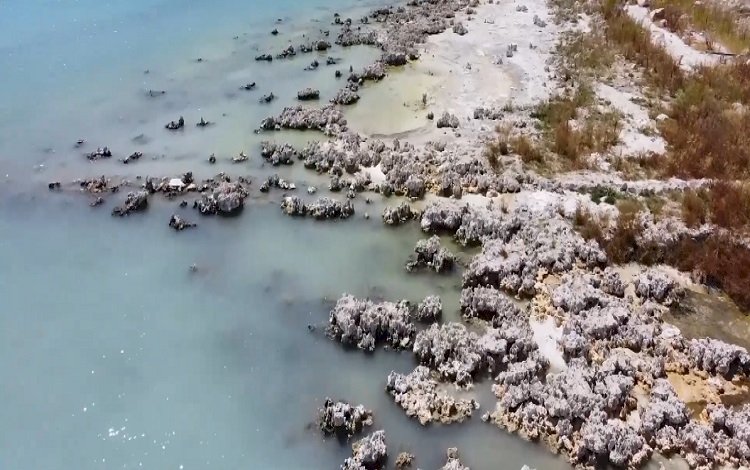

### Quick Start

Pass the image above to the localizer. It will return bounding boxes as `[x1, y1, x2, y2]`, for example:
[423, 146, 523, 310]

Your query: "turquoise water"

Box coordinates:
[0, 1, 573, 469]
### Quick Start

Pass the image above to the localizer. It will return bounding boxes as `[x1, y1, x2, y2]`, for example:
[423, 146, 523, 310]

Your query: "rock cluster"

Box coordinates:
[386, 366, 478, 425]
[383, 202, 418, 226]
[280, 196, 354, 220]
[194, 182, 248, 215]
[406, 235, 455, 273]
[260, 105, 347, 135]
[415, 295, 442, 323]
[327, 295, 415, 351]
[342, 430, 387, 470]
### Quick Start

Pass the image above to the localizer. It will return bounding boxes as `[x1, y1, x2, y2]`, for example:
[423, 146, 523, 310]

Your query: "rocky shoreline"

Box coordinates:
[42, 0, 750, 468]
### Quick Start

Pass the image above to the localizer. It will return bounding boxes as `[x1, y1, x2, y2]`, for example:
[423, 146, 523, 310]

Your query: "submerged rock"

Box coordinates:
[317, 398, 373, 438]
[394, 452, 414, 470]
[342, 430, 387, 470]
[168, 214, 196, 231]
[111, 191, 148, 216]
[440, 447, 469, 470]
[165, 116, 185, 130]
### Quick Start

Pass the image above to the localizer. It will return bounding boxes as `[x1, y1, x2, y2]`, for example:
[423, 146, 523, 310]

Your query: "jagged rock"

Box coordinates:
[297, 88, 320, 101]
[440, 448, 469, 470]
[86, 146, 113, 161]
[280, 196, 306, 216]
[460, 286, 522, 326]
[260, 141, 297, 166]
[260, 105, 346, 135]
[332, 86, 361, 105]
[436, 112, 459, 129]
[415, 296, 442, 322]
[317, 398, 373, 438]
[307, 197, 354, 219]
[260, 92, 276, 103]
[640, 379, 689, 453]
[382, 202, 416, 225]
[168, 214, 196, 231]
[634, 269, 683, 306]
[688, 338, 750, 379]
[327, 294, 415, 351]
[533, 15, 547, 27]
[342, 430, 387, 470]
[394, 452, 414, 470]
[386, 366, 478, 425]
[383, 52, 408, 66]
[406, 236, 455, 273]
[165, 116, 185, 130]
[255, 53, 273, 61]
[599, 267, 626, 297]
[575, 411, 652, 468]
[194, 182, 248, 215]
[122, 151, 142, 164]
[452, 22, 468, 35]
[111, 191, 148, 216]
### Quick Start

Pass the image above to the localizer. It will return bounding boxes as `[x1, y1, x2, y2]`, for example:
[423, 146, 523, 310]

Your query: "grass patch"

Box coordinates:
[652, 0, 750, 53]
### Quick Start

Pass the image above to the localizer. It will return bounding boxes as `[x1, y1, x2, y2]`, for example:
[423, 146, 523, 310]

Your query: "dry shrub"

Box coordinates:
[669, 234, 750, 310]
[661, 84, 750, 180]
[601, 0, 683, 91]
[660, 4, 690, 35]
[706, 181, 750, 230]
[574, 206, 605, 241]
[681, 190, 708, 227]
[512, 135, 543, 163]
[654, 0, 750, 53]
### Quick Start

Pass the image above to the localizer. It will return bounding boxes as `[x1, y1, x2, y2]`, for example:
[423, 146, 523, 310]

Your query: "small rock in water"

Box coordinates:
[196, 117, 213, 127]
[168, 214, 197, 231]
[260, 92, 276, 103]
[241, 82, 256, 90]
[297, 88, 320, 101]
[48, 182, 61, 190]
[165, 116, 185, 130]
[208, 154, 217, 164]
[255, 53, 273, 62]
[307, 186, 317, 195]
[271, 28, 279, 35]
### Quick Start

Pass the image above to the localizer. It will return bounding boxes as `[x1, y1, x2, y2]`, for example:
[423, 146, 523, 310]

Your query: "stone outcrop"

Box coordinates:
[342, 430, 387, 470]
[317, 398, 373, 438]
[327, 294, 415, 351]
[406, 236, 455, 273]
[386, 366, 478, 425]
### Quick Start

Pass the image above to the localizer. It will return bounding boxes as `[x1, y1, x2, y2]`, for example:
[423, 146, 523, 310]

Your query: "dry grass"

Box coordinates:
[601, 0, 684, 92]
[682, 182, 750, 230]
[485, 125, 544, 170]
[669, 235, 750, 310]
[652, 0, 750, 53]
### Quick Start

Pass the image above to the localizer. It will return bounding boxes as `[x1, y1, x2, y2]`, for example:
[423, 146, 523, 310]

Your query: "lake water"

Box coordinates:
[0, 1, 574, 469]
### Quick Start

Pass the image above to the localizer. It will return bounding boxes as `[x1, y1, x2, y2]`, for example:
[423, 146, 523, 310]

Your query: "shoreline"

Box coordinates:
[4, 0, 750, 468]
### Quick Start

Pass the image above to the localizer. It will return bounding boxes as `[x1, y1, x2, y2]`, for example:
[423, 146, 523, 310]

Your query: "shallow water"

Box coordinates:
[0, 195, 573, 469]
